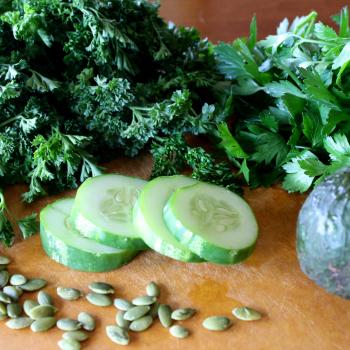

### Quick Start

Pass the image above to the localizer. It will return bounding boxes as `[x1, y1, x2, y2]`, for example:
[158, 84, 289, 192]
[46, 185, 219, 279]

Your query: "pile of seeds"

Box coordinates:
[0, 254, 263, 348]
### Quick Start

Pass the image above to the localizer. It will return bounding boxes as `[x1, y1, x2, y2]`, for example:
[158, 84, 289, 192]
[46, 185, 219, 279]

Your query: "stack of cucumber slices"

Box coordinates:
[40, 174, 259, 272]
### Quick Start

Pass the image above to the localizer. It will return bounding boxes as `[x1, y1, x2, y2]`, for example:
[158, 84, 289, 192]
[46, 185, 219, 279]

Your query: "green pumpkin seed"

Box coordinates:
[132, 295, 156, 306]
[63, 331, 89, 342]
[0, 255, 10, 265]
[31, 317, 56, 332]
[23, 300, 39, 316]
[37, 291, 53, 306]
[171, 308, 196, 321]
[77, 312, 95, 331]
[57, 287, 82, 301]
[28, 304, 57, 319]
[129, 315, 153, 332]
[57, 318, 82, 331]
[0, 291, 12, 304]
[158, 304, 172, 328]
[10, 274, 27, 286]
[58, 339, 81, 350]
[123, 305, 150, 321]
[86, 292, 112, 307]
[3, 286, 20, 301]
[106, 325, 130, 346]
[6, 317, 33, 329]
[146, 281, 160, 297]
[232, 307, 262, 321]
[7, 303, 22, 318]
[114, 298, 133, 311]
[169, 325, 190, 338]
[149, 301, 159, 319]
[21, 278, 47, 292]
[0, 270, 9, 287]
[202, 316, 232, 331]
[116, 311, 130, 329]
[88, 282, 114, 295]
[0, 301, 7, 315]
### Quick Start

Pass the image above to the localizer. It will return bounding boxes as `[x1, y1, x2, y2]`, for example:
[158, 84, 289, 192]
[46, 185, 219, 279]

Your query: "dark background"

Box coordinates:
[160, 0, 348, 42]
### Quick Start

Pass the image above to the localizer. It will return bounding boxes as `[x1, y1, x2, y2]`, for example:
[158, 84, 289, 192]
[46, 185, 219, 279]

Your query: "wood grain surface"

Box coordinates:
[1, 1, 350, 349]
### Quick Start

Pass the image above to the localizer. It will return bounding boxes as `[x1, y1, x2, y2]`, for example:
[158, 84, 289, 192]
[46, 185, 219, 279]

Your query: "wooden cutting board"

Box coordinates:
[1, 153, 350, 350]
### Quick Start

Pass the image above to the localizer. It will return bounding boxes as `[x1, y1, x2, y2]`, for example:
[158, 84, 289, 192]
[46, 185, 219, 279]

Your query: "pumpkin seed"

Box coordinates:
[132, 295, 156, 306]
[63, 331, 89, 342]
[10, 274, 27, 286]
[0, 255, 10, 265]
[23, 300, 39, 316]
[31, 317, 56, 332]
[37, 291, 53, 306]
[106, 325, 130, 346]
[202, 316, 232, 331]
[77, 312, 95, 331]
[0, 301, 7, 315]
[7, 303, 22, 318]
[129, 315, 153, 332]
[146, 281, 160, 297]
[149, 301, 159, 319]
[57, 318, 82, 331]
[114, 298, 133, 311]
[88, 282, 114, 295]
[58, 339, 81, 350]
[28, 304, 57, 319]
[21, 278, 47, 292]
[86, 292, 112, 307]
[232, 307, 262, 321]
[0, 291, 12, 304]
[6, 317, 33, 329]
[171, 308, 196, 321]
[116, 311, 130, 329]
[0, 270, 9, 288]
[57, 287, 82, 301]
[123, 305, 150, 321]
[158, 304, 172, 328]
[3, 286, 20, 301]
[169, 325, 190, 339]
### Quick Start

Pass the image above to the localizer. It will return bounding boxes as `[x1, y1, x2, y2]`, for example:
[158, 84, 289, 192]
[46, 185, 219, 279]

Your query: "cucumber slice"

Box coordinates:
[163, 182, 258, 264]
[71, 174, 147, 250]
[133, 175, 203, 262]
[40, 198, 138, 272]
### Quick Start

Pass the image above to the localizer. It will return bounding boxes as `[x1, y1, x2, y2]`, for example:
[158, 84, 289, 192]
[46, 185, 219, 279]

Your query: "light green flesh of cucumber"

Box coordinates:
[134, 175, 202, 262]
[73, 174, 147, 240]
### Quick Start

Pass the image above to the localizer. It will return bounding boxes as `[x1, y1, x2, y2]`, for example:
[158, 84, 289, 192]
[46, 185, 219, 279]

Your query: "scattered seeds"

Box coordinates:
[202, 316, 232, 331]
[57, 287, 82, 301]
[149, 301, 159, 319]
[3, 286, 20, 301]
[23, 300, 39, 316]
[169, 325, 190, 339]
[116, 311, 130, 329]
[0, 270, 9, 288]
[10, 274, 27, 286]
[114, 298, 133, 311]
[0, 291, 12, 304]
[0, 301, 7, 315]
[31, 317, 56, 332]
[171, 308, 196, 321]
[21, 279, 47, 292]
[6, 317, 33, 329]
[57, 318, 82, 331]
[132, 295, 156, 306]
[158, 304, 172, 328]
[63, 331, 89, 342]
[129, 315, 153, 332]
[77, 312, 95, 332]
[28, 304, 57, 319]
[146, 281, 160, 297]
[88, 282, 114, 295]
[124, 305, 151, 321]
[7, 303, 22, 318]
[86, 292, 112, 307]
[37, 291, 53, 306]
[58, 338, 81, 350]
[0, 256, 10, 265]
[232, 307, 262, 321]
[106, 325, 130, 346]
